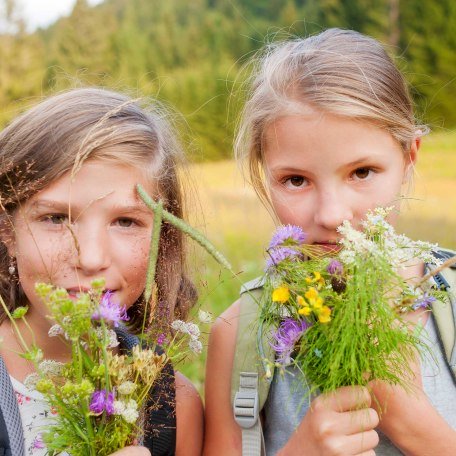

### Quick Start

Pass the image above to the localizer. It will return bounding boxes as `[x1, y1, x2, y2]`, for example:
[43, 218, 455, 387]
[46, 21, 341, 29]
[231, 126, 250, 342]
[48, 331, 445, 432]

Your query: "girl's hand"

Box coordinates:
[109, 446, 151, 455]
[279, 386, 379, 456]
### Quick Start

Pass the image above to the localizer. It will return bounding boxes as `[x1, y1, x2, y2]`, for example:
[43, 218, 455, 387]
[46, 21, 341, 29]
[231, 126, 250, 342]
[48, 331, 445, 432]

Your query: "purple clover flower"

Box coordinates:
[327, 259, 343, 276]
[412, 293, 436, 310]
[269, 225, 307, 249]
[32, 434, 46, 449]
[157, 333, 167, 345]
[265, 247, 301, 270]
[92, 291, 129, 327]
[89, 389, 115, 415]
[270, 318, 310, 365]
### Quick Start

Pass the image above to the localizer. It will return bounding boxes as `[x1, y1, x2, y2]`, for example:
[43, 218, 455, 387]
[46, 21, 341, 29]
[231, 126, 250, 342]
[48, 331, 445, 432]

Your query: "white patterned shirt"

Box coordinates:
[10, 376, 69, 456]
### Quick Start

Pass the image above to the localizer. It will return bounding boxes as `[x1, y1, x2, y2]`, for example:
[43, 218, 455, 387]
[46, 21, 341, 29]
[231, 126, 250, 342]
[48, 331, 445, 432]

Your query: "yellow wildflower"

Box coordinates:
[304, 287, 318, 300]
[304, 287, 324, 308]
[318, 306, 332, 323]
[305, 271, 325, 288]
[298, 306, 312, 316]
[272, 286, 290, 303]
[297, 295, 311, 316]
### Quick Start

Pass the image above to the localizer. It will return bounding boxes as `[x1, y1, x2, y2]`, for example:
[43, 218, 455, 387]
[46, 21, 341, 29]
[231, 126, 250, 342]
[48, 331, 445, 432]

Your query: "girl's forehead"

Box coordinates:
[28, 161, 156, 209]
[264, 114, 401, 154]
[262, 114, 406, 176]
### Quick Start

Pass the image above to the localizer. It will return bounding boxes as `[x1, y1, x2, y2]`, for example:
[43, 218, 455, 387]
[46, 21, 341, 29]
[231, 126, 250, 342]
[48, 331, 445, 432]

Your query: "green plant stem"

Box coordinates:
[99, 324, 111, 440]
[142, 199, 163, 334]
[0, 296, 30, 352]
[21, 316, 36, 346]
[136, 184, 233, 271]
[74, 342, 95, 450]
[100, 322, 111, 391]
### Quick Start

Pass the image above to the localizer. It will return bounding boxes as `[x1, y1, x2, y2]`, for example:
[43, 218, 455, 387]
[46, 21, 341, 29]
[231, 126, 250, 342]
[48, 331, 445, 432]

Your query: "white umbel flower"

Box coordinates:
[48, 324, 64, 337]
[118, 381, 137, 395]
[189, 339, 203, 354]
[122, 407, 139, 424]
[198, 309, 212, 323]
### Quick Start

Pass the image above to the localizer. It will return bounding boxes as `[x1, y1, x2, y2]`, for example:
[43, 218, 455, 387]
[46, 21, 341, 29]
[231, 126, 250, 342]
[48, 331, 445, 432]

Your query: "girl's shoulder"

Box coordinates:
[210, 299, 241, 349]
[206, 299, 241, 387]
[175, 372, 203, 456]
[204, 300, 243, 452]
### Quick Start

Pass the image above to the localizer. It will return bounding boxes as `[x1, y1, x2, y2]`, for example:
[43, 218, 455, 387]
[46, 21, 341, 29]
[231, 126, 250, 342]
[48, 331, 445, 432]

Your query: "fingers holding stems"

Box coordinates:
[281, 386, 379, 456]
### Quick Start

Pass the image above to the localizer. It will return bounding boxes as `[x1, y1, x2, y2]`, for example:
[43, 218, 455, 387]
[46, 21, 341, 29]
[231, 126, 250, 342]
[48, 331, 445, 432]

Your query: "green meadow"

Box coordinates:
[181, 131, 456, 390]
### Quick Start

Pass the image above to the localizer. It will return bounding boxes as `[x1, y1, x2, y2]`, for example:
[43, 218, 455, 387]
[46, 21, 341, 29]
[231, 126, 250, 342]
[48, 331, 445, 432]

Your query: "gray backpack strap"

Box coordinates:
[430, 248, 456, 384]
[233, 372, 264, 455]
[231, 277, 273, 456]
[0, 356, 25, 456]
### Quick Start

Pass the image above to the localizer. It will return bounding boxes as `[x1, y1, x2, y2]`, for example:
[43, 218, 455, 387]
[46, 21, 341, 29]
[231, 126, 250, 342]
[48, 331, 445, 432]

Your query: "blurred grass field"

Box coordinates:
[181, 131, 456, 389]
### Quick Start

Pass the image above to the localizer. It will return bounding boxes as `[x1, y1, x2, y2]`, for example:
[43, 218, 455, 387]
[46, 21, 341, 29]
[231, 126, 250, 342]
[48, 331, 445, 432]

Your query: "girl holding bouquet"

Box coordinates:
[204, 29, 456, 455]
[0, 88, 203, 455]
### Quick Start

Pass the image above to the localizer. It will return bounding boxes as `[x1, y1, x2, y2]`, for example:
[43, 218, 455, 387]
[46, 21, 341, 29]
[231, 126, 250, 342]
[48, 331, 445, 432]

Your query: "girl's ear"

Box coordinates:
[403, 131, 421, 184]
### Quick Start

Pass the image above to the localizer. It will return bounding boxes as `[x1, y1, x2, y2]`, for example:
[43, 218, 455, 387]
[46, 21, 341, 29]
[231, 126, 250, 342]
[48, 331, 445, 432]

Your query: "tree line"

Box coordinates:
[1, 0, 455, 160]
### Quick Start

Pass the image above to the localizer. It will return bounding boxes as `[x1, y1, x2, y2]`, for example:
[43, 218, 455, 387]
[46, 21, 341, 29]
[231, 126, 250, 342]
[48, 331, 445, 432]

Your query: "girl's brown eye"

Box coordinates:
[354, 168, 371, 179]
[45, 214, 68, 224]
[289, 176, 305, 187]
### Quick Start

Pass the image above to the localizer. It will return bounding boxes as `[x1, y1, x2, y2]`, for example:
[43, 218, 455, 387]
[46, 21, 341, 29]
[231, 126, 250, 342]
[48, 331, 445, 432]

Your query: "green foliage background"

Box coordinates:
[1, 0, 456, 160]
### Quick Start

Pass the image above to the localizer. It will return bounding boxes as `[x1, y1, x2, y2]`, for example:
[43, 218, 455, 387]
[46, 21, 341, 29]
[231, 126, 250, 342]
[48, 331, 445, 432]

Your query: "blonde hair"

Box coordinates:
[0, 87, 196, 328]
[235, 28, 421, 207]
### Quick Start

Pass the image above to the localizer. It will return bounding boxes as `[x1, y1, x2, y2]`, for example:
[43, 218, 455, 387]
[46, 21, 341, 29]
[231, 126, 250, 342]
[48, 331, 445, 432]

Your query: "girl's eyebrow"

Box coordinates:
[109, 204, 152, 216]
[30, 200, 152, 216]
[268, 165, 307, 173]
[342, 157, 375, 168]
[30, 200, 69, 211]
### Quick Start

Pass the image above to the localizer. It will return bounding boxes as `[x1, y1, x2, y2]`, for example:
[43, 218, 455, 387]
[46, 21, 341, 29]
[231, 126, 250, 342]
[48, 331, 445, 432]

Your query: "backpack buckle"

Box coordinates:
[233, 390, 259, 429]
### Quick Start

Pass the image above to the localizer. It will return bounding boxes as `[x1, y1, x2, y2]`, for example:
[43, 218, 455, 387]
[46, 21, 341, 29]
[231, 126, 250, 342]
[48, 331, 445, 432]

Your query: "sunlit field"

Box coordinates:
[181, 131, 456, 389]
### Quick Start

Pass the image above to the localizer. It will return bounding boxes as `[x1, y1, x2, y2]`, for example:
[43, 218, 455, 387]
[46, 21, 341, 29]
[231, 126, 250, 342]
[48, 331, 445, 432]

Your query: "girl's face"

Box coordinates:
[10, 160, 154, 319]
[263, 112, 418, 250]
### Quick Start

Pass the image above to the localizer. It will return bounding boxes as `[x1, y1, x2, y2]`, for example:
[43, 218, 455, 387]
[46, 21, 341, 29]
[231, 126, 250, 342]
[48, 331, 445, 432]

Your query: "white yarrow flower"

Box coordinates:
[198, 309, 212, 323]
[126, 399, 138, 410]
[48, 324, 64, 337]
[171, 320, 187, 332]
[38, 360, 64, 376]
[113, 400, 126, 415]
[23, 373, 40, 390]
[189, 339, 203, 354]
[186, 323, 200, 339]
[337, 208, 436, 271]
[118, 381, 137, 395]
[95, 327, 119, 348]
[122, 407, 139, 424]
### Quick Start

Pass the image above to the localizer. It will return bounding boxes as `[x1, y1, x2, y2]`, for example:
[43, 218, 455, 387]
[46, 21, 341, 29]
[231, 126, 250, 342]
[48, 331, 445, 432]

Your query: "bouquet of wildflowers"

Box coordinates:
[3, 280, 209, 455]
[261, 208, 444, 396]
[0, 185, 230, 455]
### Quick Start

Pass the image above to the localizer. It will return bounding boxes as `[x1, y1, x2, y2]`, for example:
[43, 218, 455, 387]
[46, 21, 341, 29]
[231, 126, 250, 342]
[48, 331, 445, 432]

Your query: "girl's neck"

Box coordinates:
[397, 259, 425, 285]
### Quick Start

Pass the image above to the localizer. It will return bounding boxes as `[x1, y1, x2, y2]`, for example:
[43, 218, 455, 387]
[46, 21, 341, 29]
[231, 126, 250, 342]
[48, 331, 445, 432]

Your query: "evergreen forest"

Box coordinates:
[1, 0, 455, 160]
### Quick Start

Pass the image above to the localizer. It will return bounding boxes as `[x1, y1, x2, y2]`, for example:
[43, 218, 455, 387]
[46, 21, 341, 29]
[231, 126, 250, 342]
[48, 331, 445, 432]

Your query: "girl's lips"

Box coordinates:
[66, 288, 88, 299]
[66, 288, 116, 298]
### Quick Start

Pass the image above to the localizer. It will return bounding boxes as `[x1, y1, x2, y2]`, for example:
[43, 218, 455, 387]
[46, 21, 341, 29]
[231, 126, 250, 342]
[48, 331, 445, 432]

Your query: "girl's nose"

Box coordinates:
[313, 190, 353, 231]
[74, 228, 111, 275]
